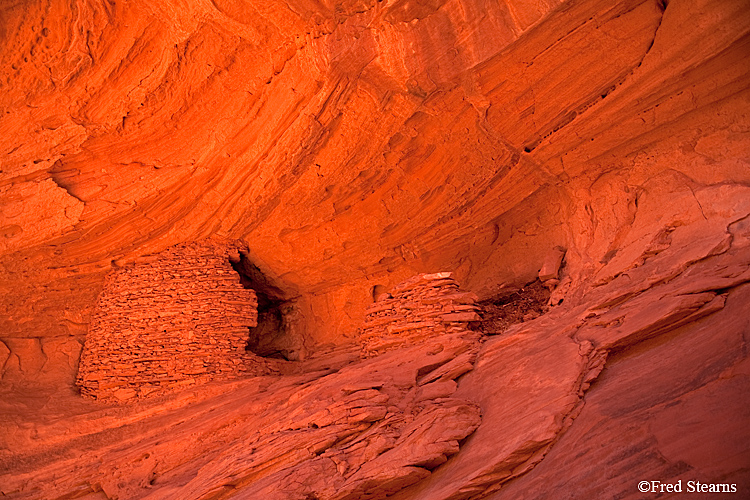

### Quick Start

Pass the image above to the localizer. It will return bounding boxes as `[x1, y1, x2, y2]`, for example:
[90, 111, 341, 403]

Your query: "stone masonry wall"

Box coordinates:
[359, 272, 481, 357]
[76, 240, 267, 402]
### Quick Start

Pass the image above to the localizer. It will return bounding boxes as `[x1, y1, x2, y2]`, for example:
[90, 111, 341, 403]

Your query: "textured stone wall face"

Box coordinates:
[359, 272, 480, 357]
[76, 241, 265, 401]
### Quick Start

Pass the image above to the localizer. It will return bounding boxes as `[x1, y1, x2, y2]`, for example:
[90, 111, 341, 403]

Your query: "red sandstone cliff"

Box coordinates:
[1, 0, 749, 498]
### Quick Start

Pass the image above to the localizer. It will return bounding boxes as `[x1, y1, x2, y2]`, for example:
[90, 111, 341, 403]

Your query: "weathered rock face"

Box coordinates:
[2, 0, 749, 354]
[76, 239, 266, 402]
[1, 0, 749, 498]
[1, 333, 485, 500]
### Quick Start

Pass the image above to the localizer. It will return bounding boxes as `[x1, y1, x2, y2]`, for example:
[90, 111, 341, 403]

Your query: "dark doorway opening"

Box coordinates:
[229, 252, 291, 360]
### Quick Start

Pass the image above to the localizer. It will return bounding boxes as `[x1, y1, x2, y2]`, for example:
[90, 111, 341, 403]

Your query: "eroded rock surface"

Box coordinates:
[1, 0, 749, 498]
[1, 333, 482, 500]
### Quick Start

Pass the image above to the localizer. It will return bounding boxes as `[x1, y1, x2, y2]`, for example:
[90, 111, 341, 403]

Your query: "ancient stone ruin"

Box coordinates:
[76, 240, 268, 402]
[359, 272, 481, 357]
[3, 0, 749, 498]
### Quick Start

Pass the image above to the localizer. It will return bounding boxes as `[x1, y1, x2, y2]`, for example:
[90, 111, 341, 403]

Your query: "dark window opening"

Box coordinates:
[229, 251, 293, 360]
[371, 284, 391, 302]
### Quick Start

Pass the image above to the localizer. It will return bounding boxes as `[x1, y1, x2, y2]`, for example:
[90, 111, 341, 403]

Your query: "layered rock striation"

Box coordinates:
[1, 333, 485, 500]
[76, 240, 266, 402]
[1, 0, 749, 498]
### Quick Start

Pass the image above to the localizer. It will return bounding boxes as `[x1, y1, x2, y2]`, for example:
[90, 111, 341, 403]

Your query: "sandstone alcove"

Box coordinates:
[1, 0, 749, 498]
[477, 280, 551, 334]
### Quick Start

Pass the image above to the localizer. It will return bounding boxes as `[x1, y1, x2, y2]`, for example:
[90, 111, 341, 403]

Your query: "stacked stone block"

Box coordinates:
[359, 272, 481, 357]
[76, 241, 267, 402]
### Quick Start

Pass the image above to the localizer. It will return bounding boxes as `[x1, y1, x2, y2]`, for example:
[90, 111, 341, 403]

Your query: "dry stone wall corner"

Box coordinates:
[76, 240, 269, 402]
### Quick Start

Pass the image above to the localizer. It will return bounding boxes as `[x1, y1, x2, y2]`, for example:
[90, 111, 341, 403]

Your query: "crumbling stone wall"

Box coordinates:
[359, 272, 480, 357]
[77, 240, 267, 402]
